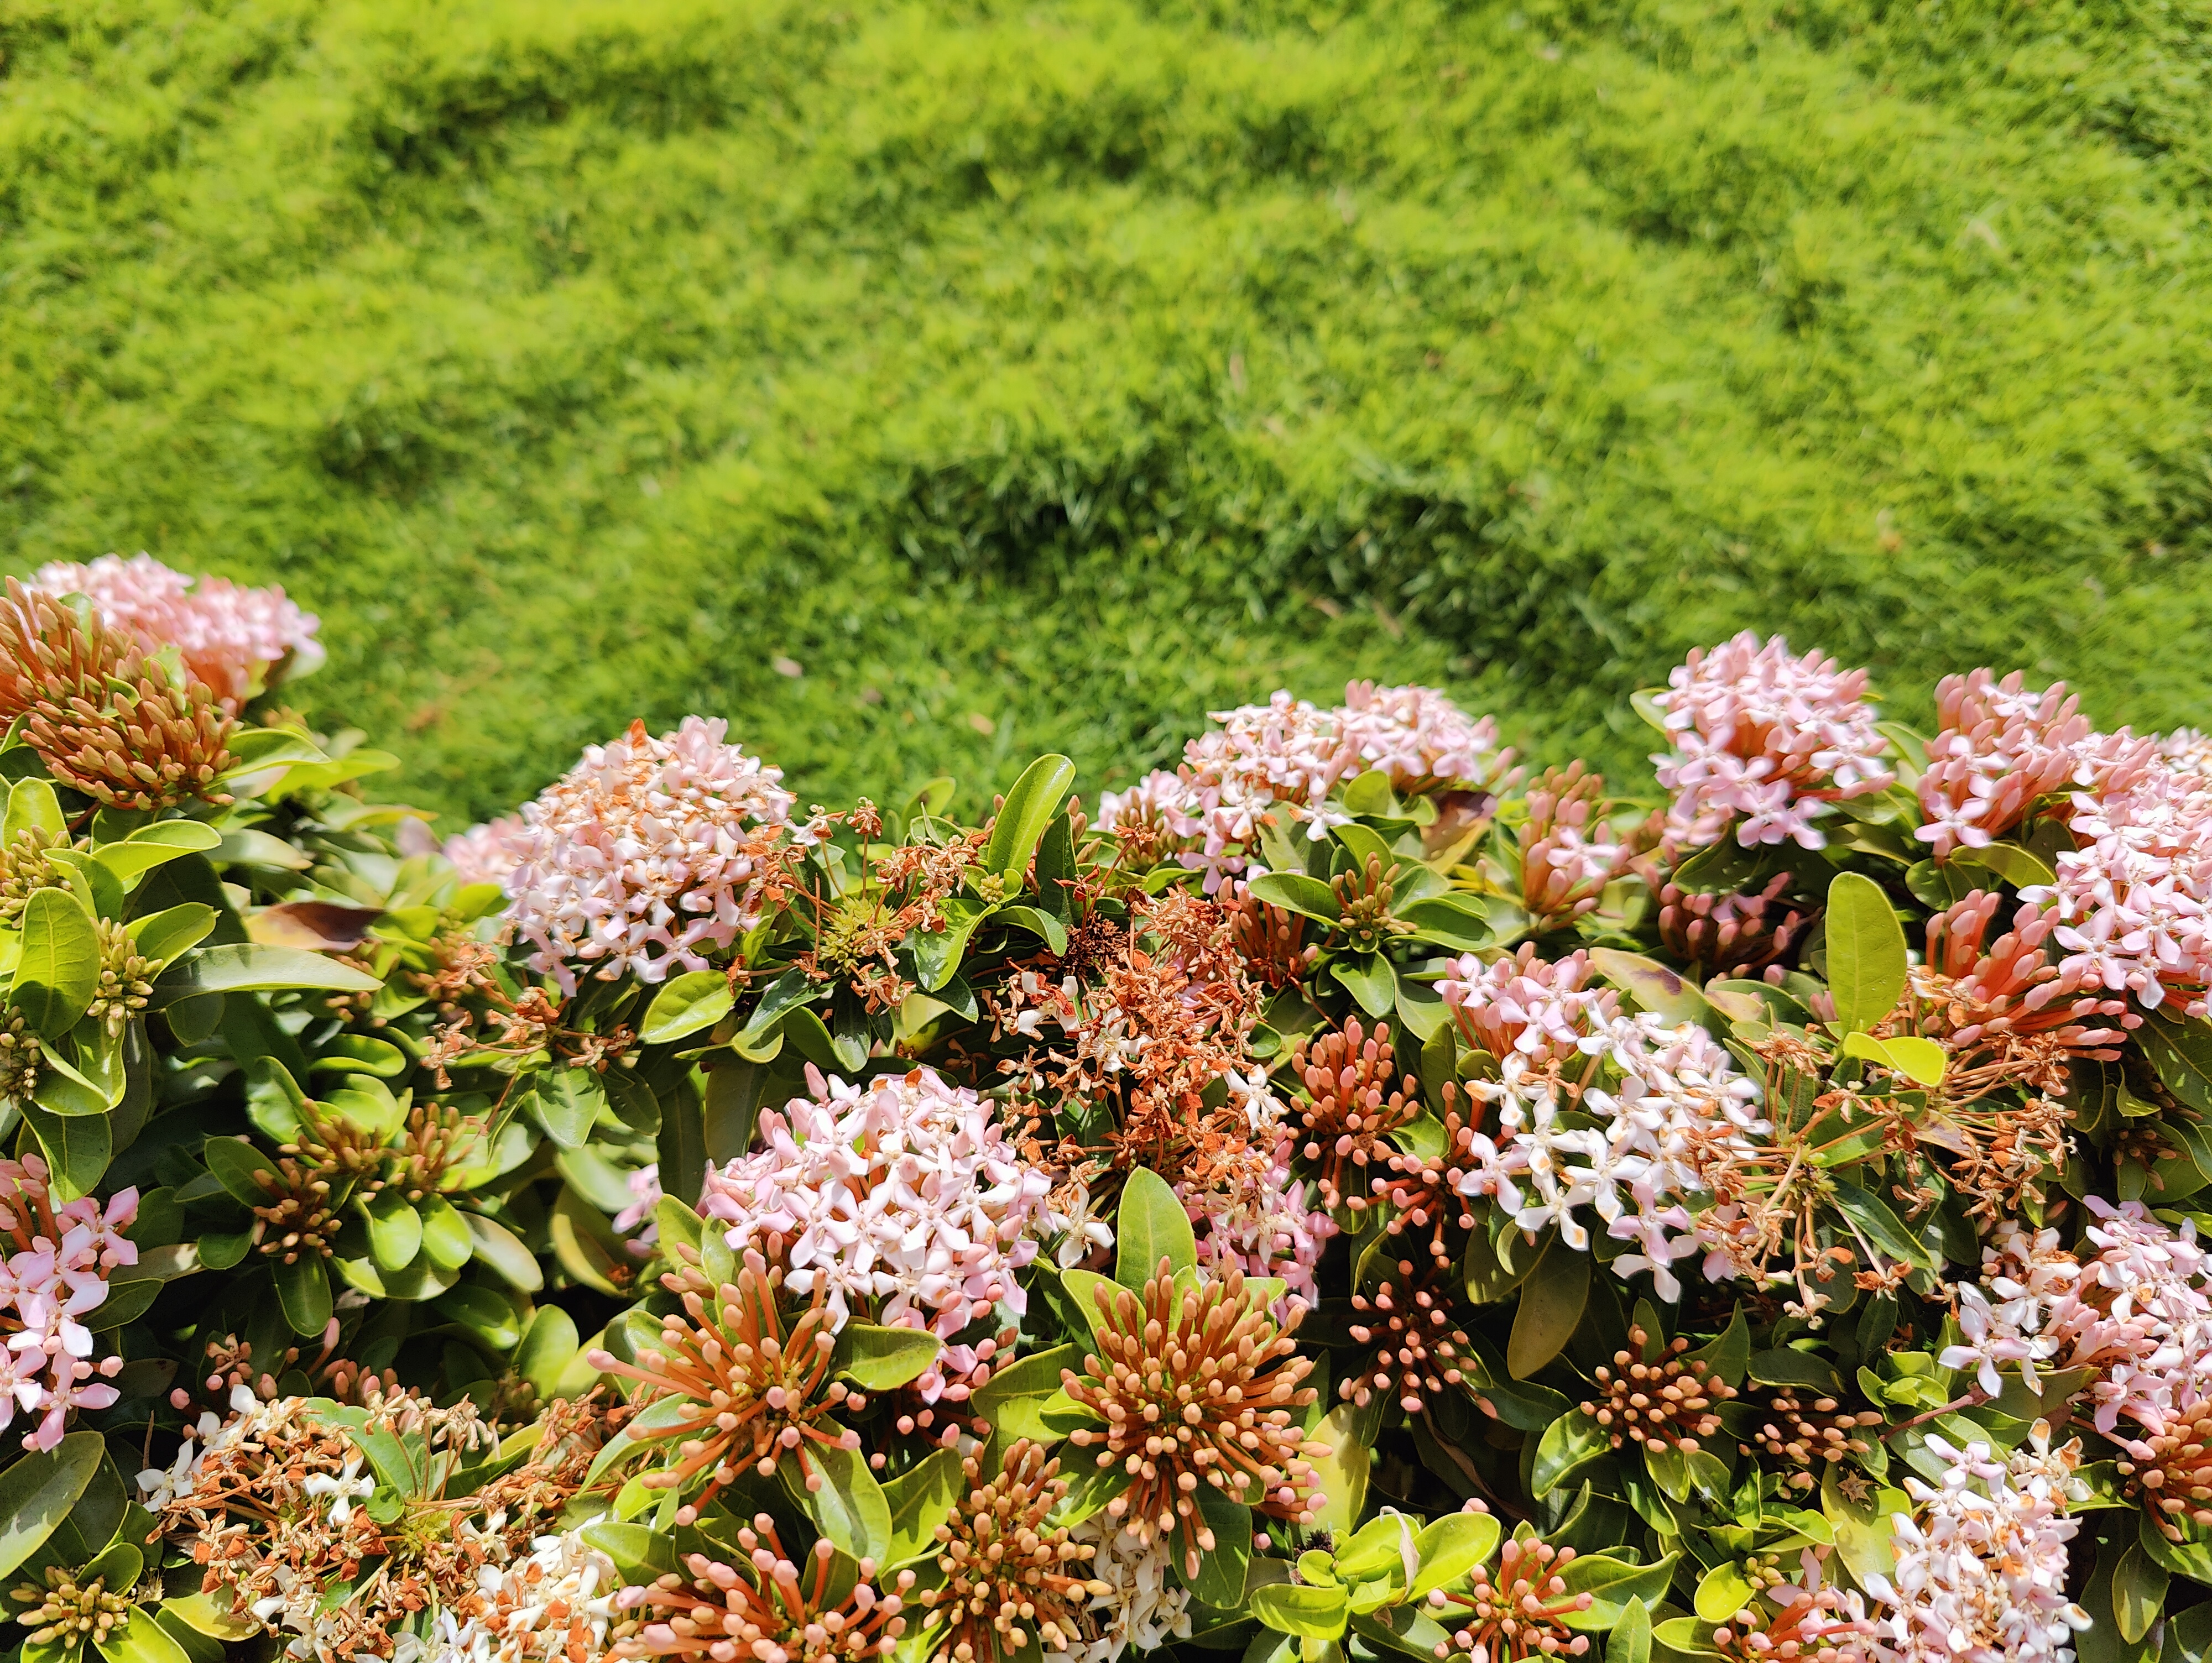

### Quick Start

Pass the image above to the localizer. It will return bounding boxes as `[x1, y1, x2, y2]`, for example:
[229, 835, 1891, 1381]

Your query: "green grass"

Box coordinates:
[5, 0, 2212, 827]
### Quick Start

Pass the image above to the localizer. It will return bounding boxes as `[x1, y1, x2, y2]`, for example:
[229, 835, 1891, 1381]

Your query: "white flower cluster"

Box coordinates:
[1454, 1013, 1766, 1301]
[1047, 1520, 1193, 1663]
[30, 551, 324, 707]
[1097, 682, 1504, 891]
[1653, 631, 1893, 852]
[424, 1524, 623, 1663]
[1865, 1432, 2090, 1663]
[494, 717, 795, 992]
[700, 1066, 1054, 1346]
[1942, 1199, 2212, 1437]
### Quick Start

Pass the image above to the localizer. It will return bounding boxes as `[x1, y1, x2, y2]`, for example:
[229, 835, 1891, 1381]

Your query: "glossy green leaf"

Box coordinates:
[1825, 872, 1907, 1034]
[153, 943, 381, 1001]
[529, 1066, 606, 1150]
[1840, 1031, 1947, 1086]
[464, 1210, 544, 1292]
[517, 1304, 581, 1401]
[1249, 1584, 1350, 1640]
[1531, 1411, 1610, 1497]
[1334, 950, 1397, 1018]
[275, 1255, 333, 1336]
[1245, 871, 1343, 923]
[1187, 1487, 1252, 1607]
[640, 970, 733, 1045]
[95, 1609, 192, 1663]
[418, 1194, 474, 1270]
[1558, 1553, 1680, 1630]
[884, 1447, 967, 1568]
[1410, 1510, 1503, 1597]
[1606, 1599, 1652, 1663]
[126, 902, 217, 967]
[1114, 1167, 1198, 1288]
[93, 820, 224, 883]
[983, 753, 1077, 877]
[201, 1134, 279, 1206]
[2112, 1541, 2169, 1645]
[787, 1440, 890, 1565]
[0, 1430, 101, 1580]
[13, 886, 100, 1038]
[3, 777, 63, 844]
[1508, 1235, 1588, 1378]
[832, 1324, 943, 1389]
[364, 1189, 423, 1273]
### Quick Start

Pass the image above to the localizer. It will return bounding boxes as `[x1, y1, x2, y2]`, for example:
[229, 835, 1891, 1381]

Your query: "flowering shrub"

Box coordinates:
[4, 569, 2211, 1663]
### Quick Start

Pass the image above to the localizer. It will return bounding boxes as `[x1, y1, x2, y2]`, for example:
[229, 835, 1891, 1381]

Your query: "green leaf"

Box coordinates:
[1059, 1267, 1120, 1348]
[983, 754, 1077, 877]
[436, 1284, 523, 1350]
[364, 1190, 423, 1273]
[1840, 1031, 1947, 1086]
[1410, 1510, 1503, 1597]
[93, 820, 225, 884]
[640, 971, 733, 1045]
[1187, 1487, 1252, 1606]
[1334, 951, 1397, 1018]
[152, 943, 381, 1001]
[418, 1194, 474, 1270]
[1825, 872, 1907, 1034]
[529, 1066, 606, 1150]
[13, 886, 101, 1039]
[2112, 1541, 2168, 1645]
[3, 777, 64, 843]
[1250, 1585, 1350, 1640]
[1308, 1406, 1370, 1537]
[1954, 841, 2056, 890]
[463, 1210, 544, 1292]
[0, 1430, 102, 1580]
[787, 1440, 891, 1565]
[1245, 871, 1343, 923]
[1115, 1167, 1198, 1288]
[94, 1609, 192, 1663]
[1828, 1179, 1930, 1269]
[884, 1446, 967, 1567]
[1693, 1564, 1756, 1625]
[1508, 1235, 1589, 1378]
[275, 1256, 333, 1336]
[1607, 1598, 1652, 1663]
[1531, 1411, 1610, 1497]
[1587, 949, 1713, 1030]
[201, 1134, 279, 1206]
[126, 902, 217, 967]
[1558, 1553, 1680, 1630]
[832, 1324, 944, 1390]
[993, 903, 1069, 954]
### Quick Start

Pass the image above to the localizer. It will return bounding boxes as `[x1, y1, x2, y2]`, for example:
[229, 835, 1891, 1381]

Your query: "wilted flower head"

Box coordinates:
[700, 1066, 1053, 1342]
[427, 1524, 624, 1663]
[502, 717, 795, 991]
[614, 1524, 911, 1663]
[1061, 1263, 1326, 1575]
[1654, 632, 1892, 852]
[28, 552, 322, 707]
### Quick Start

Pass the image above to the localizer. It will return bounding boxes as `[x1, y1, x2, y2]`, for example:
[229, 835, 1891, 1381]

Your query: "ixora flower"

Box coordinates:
[613, 1524, 912, 1663]
[28, 551, 322, 707]
[1653, 632, 1893, 853]
[500, 716, 795, 991]
[699, 1065, 1055, 1342]
[1863, 1431, 2089, 1663]
[0, 1155, 137, 1451]
[1097, 683, 1506, 891]
[915, 1439, 1111, 1663]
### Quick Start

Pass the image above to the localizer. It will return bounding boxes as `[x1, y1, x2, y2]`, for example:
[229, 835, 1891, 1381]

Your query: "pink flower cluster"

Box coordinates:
[1097, 683, 1505, 891]
[494, 718, 795, 992]
[1653, 632, 1893, 852]
[0, 1155, 137, 1451]
[30, 552, 322, 708]
[1185, 1155, 1333, 1308]
[1942, 1200, 2212, 1437]
[1914, 671, 2094, 860]
[1436, 946, 1620, 1065]
[443, 815, 523, 889]
[2027, 761, 2212, 1020]
[1455, 1012, 1765, 1301]
[1864, 1432, 2089, 1663]
[700, 1065, 1054, 1349]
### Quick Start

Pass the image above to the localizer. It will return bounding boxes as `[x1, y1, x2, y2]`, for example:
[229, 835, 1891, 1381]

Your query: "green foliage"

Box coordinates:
[7, 0, 2212, 825]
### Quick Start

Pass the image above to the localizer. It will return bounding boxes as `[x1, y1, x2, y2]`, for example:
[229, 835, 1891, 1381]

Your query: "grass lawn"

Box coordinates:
[4, 0, 2211, 825]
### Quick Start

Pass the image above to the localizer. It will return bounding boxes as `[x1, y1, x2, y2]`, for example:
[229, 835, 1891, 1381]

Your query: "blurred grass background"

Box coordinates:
[3, 0, 2210, 826]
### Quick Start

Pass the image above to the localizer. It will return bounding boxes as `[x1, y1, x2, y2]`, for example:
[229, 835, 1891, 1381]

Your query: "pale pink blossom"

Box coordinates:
[1436, 946, 1619, 1066]
[1653, 632, 1892, 853]
[444, 817, 524, 888]
[1864, 1431, 2089, 1663]
[700, 1066, 1054, 1346]
[29, 552, 322, 707]
[0, 1155, 137, 1451]
[1097, 684, 1506, 891]
[500, 717, 794, 992]
[1185, 1155, 1334, 1309]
